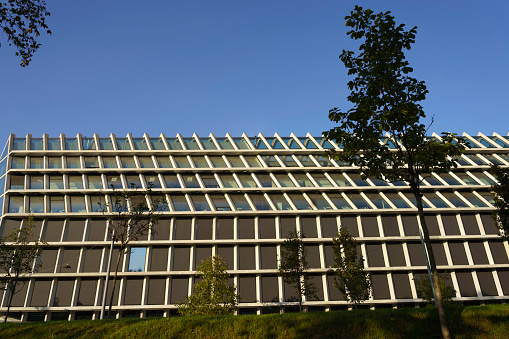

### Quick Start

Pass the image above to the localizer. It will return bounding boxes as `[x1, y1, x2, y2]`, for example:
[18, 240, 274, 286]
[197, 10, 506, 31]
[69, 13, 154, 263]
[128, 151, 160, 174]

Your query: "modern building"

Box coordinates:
[0, 132, 508, 321]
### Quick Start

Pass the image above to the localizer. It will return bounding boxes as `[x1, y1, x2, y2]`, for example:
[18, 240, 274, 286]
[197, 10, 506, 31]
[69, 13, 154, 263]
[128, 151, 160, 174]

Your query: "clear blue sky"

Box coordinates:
[1, 0, 508, 143]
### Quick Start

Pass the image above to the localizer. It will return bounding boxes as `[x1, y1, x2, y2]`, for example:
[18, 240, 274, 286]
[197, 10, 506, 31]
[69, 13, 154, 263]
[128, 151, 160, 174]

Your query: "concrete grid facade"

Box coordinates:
[0, 132, 508, 322]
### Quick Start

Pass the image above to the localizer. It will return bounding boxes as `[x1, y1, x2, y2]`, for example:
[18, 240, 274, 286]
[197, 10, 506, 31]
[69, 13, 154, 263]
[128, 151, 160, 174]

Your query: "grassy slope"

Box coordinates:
[0, 304, 508, 339]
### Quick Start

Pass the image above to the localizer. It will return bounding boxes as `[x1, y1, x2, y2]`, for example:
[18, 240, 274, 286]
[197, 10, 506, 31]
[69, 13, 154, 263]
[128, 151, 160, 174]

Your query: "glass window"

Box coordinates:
[280, 155, 298, 167]
[182, 174, 200, 188]
[68, 176, 84, 189]
[422, 174, 443, 186]
[280, 137, 301, 149]
[84, 157, 98, 168]
[346, 193, 372, 209]
[455, 172, 478, 185]
[50, 196, 65, 213]
[311, 173, 333, 187]
[264, 138, 284, 149]
[307, 193, 332, 210]
[82, 138, 96, 150]
[116, 138, 132, 150]
[151, 195, 169, 211]
[292, 173, 315, 187]
[47, 138, 61, 150]
[381, 137, 397, 149]
[29, 196, 44, 213]
[169, 195, 190, 211]
[90, 196, 105, 212]
[166, 138, 183, 150]
[274, 174, 295, 187]
[369, 178, 389, 186]
[227, 156, 244, 167]
[384, 193, 410, 208]
[347, 173, 370, 186]
[210, 195, 231, 211]
[287, 193, 312, 210]
[327, 193, 352, 209]
[191, 156, 209, 168]
[459, 137, 479, 149]
[201, 175, 219, 188]
[132, 138, 149, 150]
[295, 155, 316, 167]
[261, 155, 282, 167]
[423, 193, 449, 208]
[30, 176, 44, 189]
[164, 175, 181, 188]
[482, 154, 504, 165]
[190, 195, 211, 211]
[464, 154, 487, 165]
[128, 247, 147, 272]
[452, 155, 470, 166]
[138, 157, 155, 168]
[88, 176, 103, 189]
[208, 156, 227, 168]
[477, 191, 494, 205]
[298, 137, 318, 149]
[99, 138, 114, 150]
[13, 139, 27, 150]
[182, 137, 200, 150]
[71, 196, 86, 212]
[126, 175, 142, 188]
[438, 173, 461, 185]
[471, 136, 496, 148]
[390, 180, 407, 186]
[12, 157, 25, 169]
[497, 153, 509, 162]
[249, 194, 272, 210]
[48, 157, 62, 169]
[238, 174, 257, 188]
[173, 156, 191, 168]
[9, 196, 24, 213]
[0, 172, 4, 190]
[313, 137, 334, 149]
[470, 172, 494, 185]
[145, 175, 162, 188]
[268, 194, 292, 210]
[315, 155, 334, 167]
[199, 138, 217, 150]
[30, 157, 44, 169]
[156, 156, 172, 168]
[106, 175, 122, 189]
[219, 174, 239, 188]
[460, 192, 488, 207]
[244, 156, 262, 168]
[102, 157, 118, 168]
[249, 137, 268, 149]
[10, 175, 24, 189]
[402, 193, 430, 208]
[49, 176, 64, 189]
[232, 137, 250, 150]
[66, 157, 81, 168]
[228, 194, 251, 210]
[256, 174, 276, 187]
[120, 157, 137, 168]
[216, 137, 234, 150]
[441, 192, 468, 208]
[365, 193, 392, 209]
[65, 138, 79, 150]
[30, 138, 43, 150]
[150, 137, 166, 150]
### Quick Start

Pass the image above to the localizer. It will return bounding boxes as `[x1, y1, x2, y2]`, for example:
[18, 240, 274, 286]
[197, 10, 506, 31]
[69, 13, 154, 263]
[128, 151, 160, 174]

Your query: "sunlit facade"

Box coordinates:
[0, 132, 508, 321]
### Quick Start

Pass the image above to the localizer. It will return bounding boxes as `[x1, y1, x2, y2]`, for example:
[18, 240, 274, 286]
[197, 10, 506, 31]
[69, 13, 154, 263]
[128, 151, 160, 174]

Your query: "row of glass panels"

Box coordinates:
[3, 171, 496, 193]
[7, 152, 509, 171]
[6, 190, 493, 214]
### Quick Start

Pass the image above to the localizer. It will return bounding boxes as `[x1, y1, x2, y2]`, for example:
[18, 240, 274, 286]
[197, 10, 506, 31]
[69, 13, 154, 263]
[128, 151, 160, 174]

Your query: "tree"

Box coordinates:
[323, 6, 466, 338]
[178, 255, 239, 316]
[1, 0, 51, 66]
[0, 215, 46, 322]
[331, 229, 371, 307]
[278, 230, 316, 312]
[415, 272, 456, 304]
[100, 185, 166, 318]
[490, 165, 509, 239]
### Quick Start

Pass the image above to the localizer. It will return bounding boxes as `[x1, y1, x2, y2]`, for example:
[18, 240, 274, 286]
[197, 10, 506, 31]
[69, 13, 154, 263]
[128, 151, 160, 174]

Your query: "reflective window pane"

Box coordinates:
[403, 193, 430, 208]
[12, 157, 25, 169]
[138, 157, 155, 168]
[99, 138, 114, 150]
[9, 196, 24, 213]
[30, 176, 44, 189]
[169, 195, 190, 211]
[307, 193, 332, 210]
[150, 137, 166, 150]
[166, 138, 183, 150]
[292, 173, 314, 187]
[132, 138, 149, 150]
[249, 137, 268, 149]
[452, 155, 471, 166]
[106, 175, 123, 189]
[65, 138, 79, 150]
[82, 138, 96, 150]
[249, 194, 272, 210]
[30, 157, 44, 169]
[145, 174, 162, 188]
[232, 138, 250, 150]
[365, 193, 392, 209]
[173, 156, 191, 168]
[455, 172, 478, 185]
[470, 172, 494, 185]
[256, 174, 276, 187]
[69, 176, 84, 189]
[313, 137, 334, 149]
[369, 178, 389, 186]
[327, 193, 352, 209]
[238, 174, 257, 188]
[487, 136, 509, 147]
[424, 193, 449, 208]
[48, 157, 62, 169]
[261, 155, 282, 167]
[201, 175, 219, 188]
[208, 156, 227, 168]
[66, 157, 81, 168]
[347, 193, 372, 209]
[347, 173, 370, 186]
[182, 174, 200, 188]
[200, 138, 217, 150]
[329, 173, 352, 187]
[120, 157, 137, 168]
[126, 175, 142, 188]
[191, 156, 209, 168]
[269, 194, 292, 210]
[219, 174, 238, 188]
[102, 157, 118, 168]
[275, 174, 295, 187]
[296, 155, 316, 167]
[50, 196, 65, 213]
[298, 137, 318, 149]
[287, 194, 312, 210]
[384, 193, 410, 208]
[423, 174, 443, 186]
[47, 138, 61, 150]
[116, 138, 132, 150]
[30, 196, 44, 213]
[13, 139, 27, 150]
[216, 137, 234, 150]
[84, 157, 99, 168]
[49, 176, 64, 189]
[314, 155, 334, 167]
[280, 137, 301, 149]
[244, 156, 262, 168]
[182, 138, 200, 150]
[460, 192, 488, 207]
[438, 173, 461, 185]
[477, 191, 494, 205]
[210, 195, 231, 211]
[227, 156, 244, 167]
[471, 136, 496, 148]
[88, 176, 103, 189]
[190, 195, 211, 211]
[312, 174, 333, 187]
[441, 192, 468, 208]
[10, 175, 24, 189]
[91, 196, 105, 212]
[30, 138, 43, 150]
[264, 138, 284, 149]
[164, 175, 181, 188]
[156, 156, 172, 168]
[128, 247, 147, 272]
[483, 154, 503, 165]
[463, 154, 487, 165]
[228, 194, 251, 210]
[71, 196, 86, 212]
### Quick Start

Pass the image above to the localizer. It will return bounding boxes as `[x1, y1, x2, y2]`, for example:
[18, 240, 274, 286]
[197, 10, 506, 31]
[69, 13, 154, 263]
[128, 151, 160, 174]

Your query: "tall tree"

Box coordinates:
[323, 6, 465, 338]
[278, 230, 316, 312]
[178, 255, 239, 316]
[490, 165, 509, 239]
[415, 272, 456, 304]
[0, 0, 51, 66]
[0, 215, 46, 322]
[100, 185, 166, 318]
[331, 229, 371, 308]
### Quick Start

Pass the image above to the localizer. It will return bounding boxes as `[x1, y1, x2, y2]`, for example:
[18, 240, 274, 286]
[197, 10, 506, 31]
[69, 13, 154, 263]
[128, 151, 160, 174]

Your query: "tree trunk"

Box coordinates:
[4, 283, 15, 323]
[414, 190, 451, 339]
[107, 249, 123, 319]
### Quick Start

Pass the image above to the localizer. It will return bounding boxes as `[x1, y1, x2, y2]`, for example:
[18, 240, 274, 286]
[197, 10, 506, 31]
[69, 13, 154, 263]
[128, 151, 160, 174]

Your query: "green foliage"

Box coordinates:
[490, 165, 509, 240]
[415, 273, 456, 304]
[278, 230, 317, 312]
[178, 255, 239, 316]
[0, 215, 46, 322]
[332, 229, 371, 305]
[0, 0, 51, 66]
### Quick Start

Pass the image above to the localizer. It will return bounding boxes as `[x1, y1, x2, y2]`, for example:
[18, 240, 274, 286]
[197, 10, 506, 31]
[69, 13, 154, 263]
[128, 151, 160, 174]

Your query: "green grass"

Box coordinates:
[1, 304, 509, 338]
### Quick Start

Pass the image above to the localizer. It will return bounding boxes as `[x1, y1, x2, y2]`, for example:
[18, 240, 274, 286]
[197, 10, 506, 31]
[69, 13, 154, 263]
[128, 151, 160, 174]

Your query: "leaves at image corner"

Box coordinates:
[0, 0, 51, 67]
[490, 165, 509, 240]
